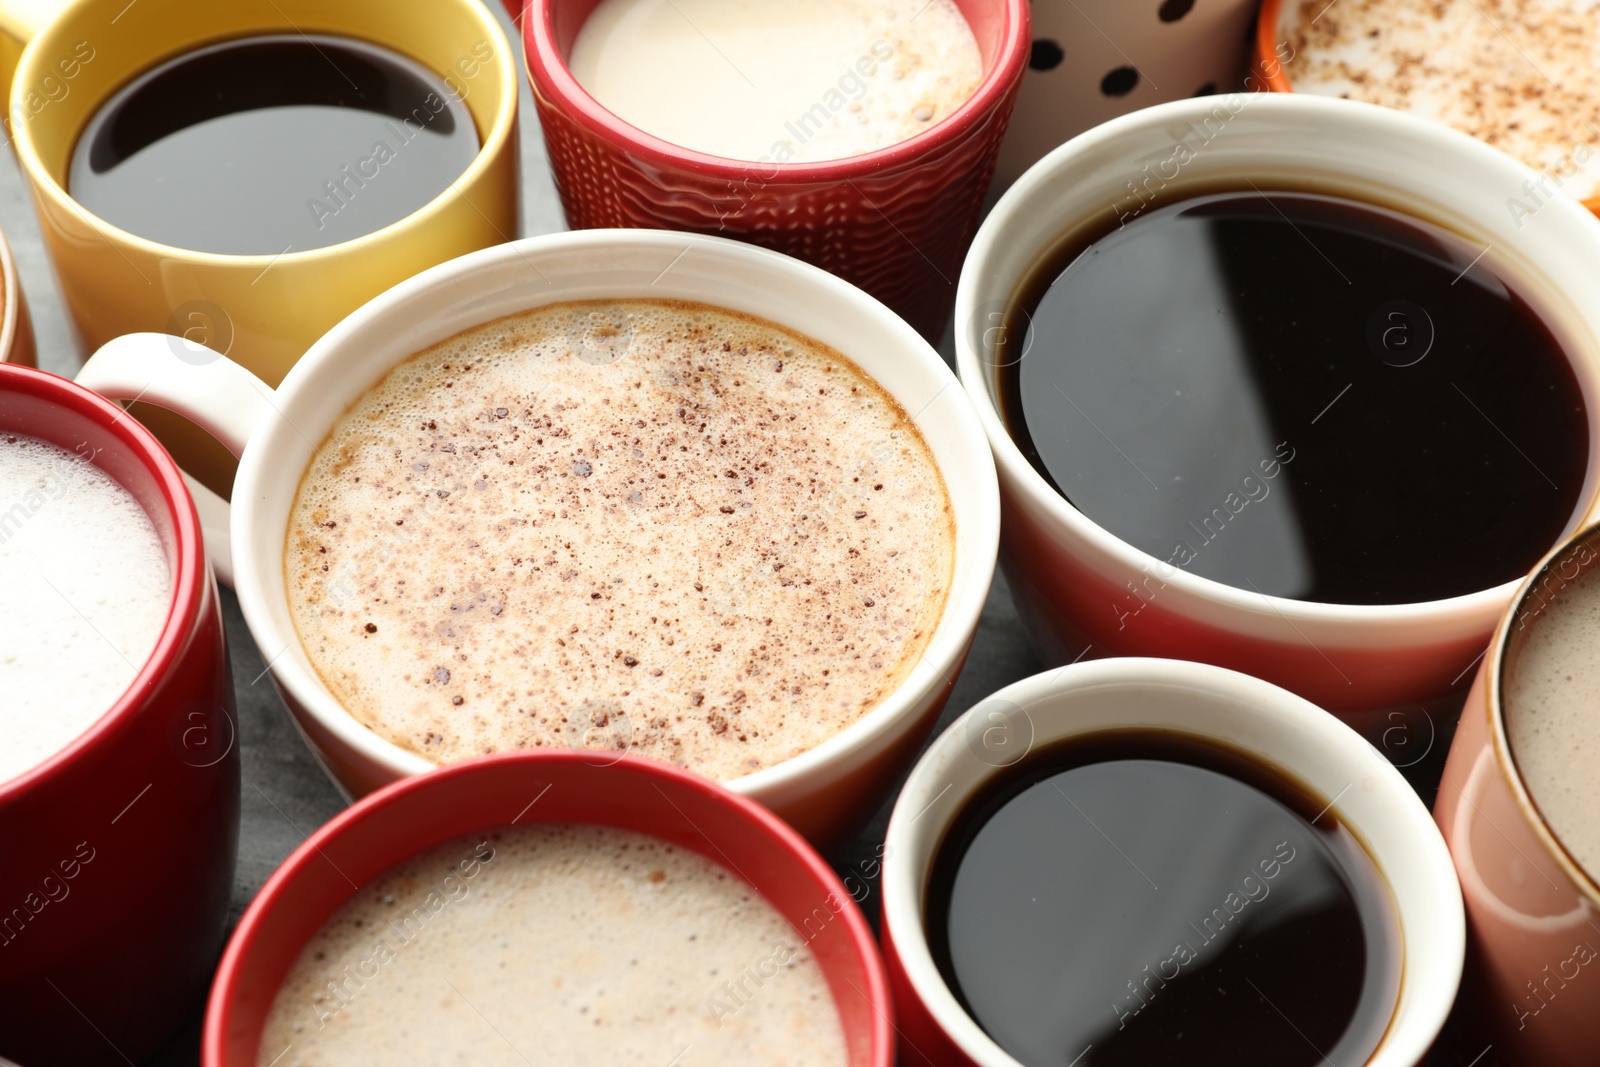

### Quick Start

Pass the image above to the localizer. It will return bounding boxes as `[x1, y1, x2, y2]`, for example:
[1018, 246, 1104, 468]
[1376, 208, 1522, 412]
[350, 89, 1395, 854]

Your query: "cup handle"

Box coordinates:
[0, 0, 69, 104]
[76, 333, 281, 587]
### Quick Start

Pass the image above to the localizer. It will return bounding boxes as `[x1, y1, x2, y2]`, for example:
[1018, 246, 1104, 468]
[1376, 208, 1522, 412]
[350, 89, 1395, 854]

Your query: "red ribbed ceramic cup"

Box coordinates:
[205, 752, 893, 1065]
[516, 0, 1029, 342]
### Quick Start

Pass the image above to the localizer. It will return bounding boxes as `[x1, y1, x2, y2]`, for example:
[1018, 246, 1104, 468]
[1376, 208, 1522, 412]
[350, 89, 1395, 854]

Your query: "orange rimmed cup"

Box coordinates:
[515, 0, 1030, 342]
[1252, 0, 1600, 218]
[1250, 0, 1296, 95]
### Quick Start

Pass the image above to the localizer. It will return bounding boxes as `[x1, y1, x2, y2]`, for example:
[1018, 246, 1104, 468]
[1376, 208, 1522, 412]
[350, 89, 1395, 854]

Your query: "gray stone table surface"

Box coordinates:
[0, 2, 1042, 1061]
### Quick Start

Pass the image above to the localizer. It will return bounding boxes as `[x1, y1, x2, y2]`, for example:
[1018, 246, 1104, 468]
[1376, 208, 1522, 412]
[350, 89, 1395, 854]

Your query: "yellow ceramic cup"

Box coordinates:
[0, 219, 34, 367]
[1, 0, 518, 488]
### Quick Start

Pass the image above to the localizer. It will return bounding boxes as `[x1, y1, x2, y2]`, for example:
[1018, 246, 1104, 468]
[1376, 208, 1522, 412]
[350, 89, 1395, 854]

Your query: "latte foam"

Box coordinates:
[1505, 548, 1600, 878]
[258, 823, 847, 1065]
[286, 299, 953, 779]
[0, 434, 170, 782]
[568, 0, 982, 163]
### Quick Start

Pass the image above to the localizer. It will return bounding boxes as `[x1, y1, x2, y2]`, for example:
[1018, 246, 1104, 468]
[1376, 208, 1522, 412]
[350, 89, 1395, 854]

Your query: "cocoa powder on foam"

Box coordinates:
[1287, 0, 1600, 202]
[285, 299, 953, 779]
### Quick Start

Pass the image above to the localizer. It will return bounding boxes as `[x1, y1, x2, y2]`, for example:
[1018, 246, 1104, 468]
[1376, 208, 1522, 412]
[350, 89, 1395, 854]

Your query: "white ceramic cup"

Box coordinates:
[879, 657, 1466, 1067]
[74, 230, 1001, 847]
[958, 92, 1600, 726]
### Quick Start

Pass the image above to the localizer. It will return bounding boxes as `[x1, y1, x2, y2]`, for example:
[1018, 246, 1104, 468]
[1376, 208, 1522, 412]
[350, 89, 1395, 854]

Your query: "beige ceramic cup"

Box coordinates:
[1435, 524, 1600, 1067]
[0, 220, 33, 367]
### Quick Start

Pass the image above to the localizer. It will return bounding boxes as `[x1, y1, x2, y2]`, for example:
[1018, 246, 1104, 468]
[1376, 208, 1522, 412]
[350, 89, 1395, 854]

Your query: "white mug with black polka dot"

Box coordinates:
[995, 0, 1259, 186]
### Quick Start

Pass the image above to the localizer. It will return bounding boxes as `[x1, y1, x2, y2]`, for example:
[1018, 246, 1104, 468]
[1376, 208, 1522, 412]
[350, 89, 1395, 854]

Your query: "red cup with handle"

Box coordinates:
[0, 363, 238, 1067]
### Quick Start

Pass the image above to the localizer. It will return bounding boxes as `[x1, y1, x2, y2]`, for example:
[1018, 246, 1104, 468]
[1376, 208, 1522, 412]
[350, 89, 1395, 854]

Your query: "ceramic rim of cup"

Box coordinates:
[1481, 521, 1600, 909]
[226, 228, 1000, 802]
[202, 750, 894, 1065]
[955, 92, 1600, 643]
[0, 364, 205, 802]
[7, 0, 518, 266]
[881, 657, 1466, 1067]
[0, 222, 24, 365]
[521, 0, 1031, 181]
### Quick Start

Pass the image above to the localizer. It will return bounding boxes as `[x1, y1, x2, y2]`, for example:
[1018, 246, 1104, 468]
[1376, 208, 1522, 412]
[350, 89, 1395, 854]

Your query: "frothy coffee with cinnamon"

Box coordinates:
[286, 299, 953, 779]
[1285, 0, 1600, 203]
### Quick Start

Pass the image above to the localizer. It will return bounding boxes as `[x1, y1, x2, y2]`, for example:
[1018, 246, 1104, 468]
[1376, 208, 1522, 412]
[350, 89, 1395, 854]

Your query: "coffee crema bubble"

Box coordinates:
[285, 299, 954, 779]
[257, 823, 847, 1065]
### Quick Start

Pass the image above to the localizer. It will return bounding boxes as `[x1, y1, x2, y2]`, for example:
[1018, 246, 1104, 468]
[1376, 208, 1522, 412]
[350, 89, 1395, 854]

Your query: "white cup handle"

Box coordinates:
[76, 333, 281, 587]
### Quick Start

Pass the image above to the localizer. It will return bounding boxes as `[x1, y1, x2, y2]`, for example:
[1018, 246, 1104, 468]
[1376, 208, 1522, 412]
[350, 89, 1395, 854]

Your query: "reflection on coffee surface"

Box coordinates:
[70, 35, 481, 255]
[928, 732, 1399, 1067]
[257, 823, 846, 1065]
[568, 0, 981, 163]
[0, 435, 170, 782]
[1285, 0, 1600, 203]
[286, 299, 953, 779]
[1505, 536, 1600, 879]
[998, 190, 1588, 604]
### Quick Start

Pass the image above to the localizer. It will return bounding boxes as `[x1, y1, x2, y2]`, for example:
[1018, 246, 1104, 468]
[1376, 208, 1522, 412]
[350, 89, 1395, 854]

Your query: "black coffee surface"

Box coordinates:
[70, 35, 480, 255]
[928, 732, 1399, 1067]
[999, 191, 1588, 604]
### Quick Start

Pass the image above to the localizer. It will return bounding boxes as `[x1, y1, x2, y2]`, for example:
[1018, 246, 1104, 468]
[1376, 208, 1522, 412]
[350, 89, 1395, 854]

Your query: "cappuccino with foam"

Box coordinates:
[1284, 0, 1600, 203]
[286, 299, 953, 779]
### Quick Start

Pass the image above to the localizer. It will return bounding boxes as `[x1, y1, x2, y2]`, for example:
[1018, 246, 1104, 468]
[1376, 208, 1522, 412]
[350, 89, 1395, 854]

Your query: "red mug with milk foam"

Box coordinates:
[203, 751, 892, 1065]
[0, 364, 238, 1067]
[513, 0, 1030, 342]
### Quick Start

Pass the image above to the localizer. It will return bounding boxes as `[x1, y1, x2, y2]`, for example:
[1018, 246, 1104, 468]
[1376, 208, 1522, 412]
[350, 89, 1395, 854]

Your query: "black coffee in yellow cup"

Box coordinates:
[2, 0, 518, 495]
